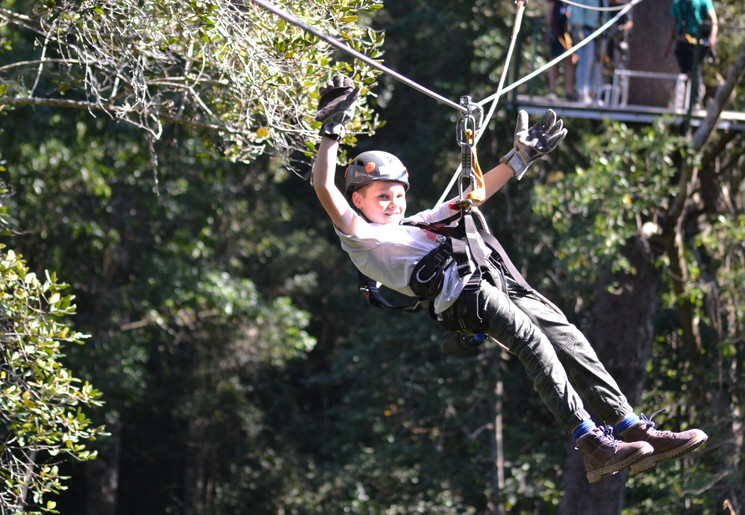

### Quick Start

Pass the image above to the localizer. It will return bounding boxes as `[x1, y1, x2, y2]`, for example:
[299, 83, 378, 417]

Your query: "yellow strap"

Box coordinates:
[464, 129, 485, 203]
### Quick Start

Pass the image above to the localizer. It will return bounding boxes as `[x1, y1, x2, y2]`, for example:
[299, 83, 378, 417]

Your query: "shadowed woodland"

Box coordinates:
[1, 0, 744, 513]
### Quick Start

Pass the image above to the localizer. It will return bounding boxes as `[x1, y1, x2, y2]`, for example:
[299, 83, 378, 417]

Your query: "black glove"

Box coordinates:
[500, 109, 567, 179]
[315, 74, 360, 140]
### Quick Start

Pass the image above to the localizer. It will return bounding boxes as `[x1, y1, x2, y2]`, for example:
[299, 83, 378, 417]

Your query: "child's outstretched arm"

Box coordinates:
[312, 75, 361, 236]
[313, 136, 358, 236]
[477, 109, 567, 204]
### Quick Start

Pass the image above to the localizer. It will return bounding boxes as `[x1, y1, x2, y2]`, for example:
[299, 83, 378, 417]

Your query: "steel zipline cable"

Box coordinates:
[249, 0, 468, 114]
[250, 0, 645, 117]
[250, 0, 644, 123]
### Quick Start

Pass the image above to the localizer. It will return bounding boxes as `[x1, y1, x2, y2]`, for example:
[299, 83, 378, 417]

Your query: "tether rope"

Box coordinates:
[435, 0, 527, 206]
[479, 0, 641, 104]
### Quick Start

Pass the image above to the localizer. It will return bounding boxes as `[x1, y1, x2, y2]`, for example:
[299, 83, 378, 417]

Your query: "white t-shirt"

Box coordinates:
[335, 203, 490, 314]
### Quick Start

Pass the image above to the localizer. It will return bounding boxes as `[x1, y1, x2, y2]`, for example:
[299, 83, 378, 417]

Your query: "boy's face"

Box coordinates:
[352, 180, 407, 224]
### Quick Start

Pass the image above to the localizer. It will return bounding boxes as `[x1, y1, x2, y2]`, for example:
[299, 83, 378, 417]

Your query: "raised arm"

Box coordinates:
[707, 5, 718, 49]
[313, 136, 359, 235]
[467, 109, 567, 205]
[312, 74, 362, 235]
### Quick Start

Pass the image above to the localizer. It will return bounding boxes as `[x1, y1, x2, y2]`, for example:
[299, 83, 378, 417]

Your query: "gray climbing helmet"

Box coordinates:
[344, 151, 409, 196]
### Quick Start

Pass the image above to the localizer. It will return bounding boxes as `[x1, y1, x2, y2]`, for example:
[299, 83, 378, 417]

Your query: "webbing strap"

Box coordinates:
[478, 226, 532, 292]
[463, 214, 488, 265]
[357, 270, 423, 312]
[462, 214, 531, 291]
[463, 129, 486, 204]
[450, 237, 471, 277]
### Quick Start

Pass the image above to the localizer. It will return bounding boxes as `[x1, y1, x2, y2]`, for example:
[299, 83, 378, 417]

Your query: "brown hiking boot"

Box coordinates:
[619, 410, 708, 473]
[576, 426, 654, 483]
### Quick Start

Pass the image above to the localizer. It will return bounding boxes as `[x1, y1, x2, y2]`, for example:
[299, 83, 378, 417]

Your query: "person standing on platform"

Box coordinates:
[568, 0, 603, 104]
[546, 0, 577, 101]
[665, 0, 718, 109]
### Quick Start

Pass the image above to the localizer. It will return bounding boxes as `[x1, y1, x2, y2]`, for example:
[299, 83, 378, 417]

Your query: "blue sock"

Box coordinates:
[572, 420, 596, 440]
[614, 414, 640, 434]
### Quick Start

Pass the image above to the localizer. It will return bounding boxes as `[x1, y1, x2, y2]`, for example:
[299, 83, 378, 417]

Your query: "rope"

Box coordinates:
[435, 0, 527, 207]
[479, 0, 641, 103]
[249, 0, 468, 114]
[559, 0, 632, 12]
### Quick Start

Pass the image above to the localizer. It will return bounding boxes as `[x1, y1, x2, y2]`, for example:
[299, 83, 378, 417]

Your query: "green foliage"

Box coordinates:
[0, 0, 386, 164]
[1, 102, 326, 511]
[532, 119, 682, 288]
[694, 213, 745, 332]
[0, 246, 105, 514]
[1, 0, 744, 512]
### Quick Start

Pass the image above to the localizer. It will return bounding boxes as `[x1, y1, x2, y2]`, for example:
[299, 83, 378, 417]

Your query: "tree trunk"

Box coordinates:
[560, 234, 664, 514]
[85, 420, 121, 515]
[627, 0, 679, 107]
[692, 42, 745, 151]
[488, 355, 505, 515]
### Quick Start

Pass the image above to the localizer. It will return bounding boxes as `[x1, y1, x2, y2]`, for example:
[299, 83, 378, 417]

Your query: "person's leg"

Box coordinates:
[548, 64, 559, 97]
[439, 280, 652, 483]
[575, 28, 595, 102]
[507, 286, 633, 424]
[565, 56, 576, 100]
[547, 40, 563, 99]
[674, 40, 694, 74]
[507, 281, 708, 473]
[473, 282, 591, 433]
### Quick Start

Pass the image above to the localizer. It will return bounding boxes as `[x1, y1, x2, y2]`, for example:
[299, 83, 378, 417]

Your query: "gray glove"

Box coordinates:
[315, 74, 360, 140]
[500, 109, 567, 179]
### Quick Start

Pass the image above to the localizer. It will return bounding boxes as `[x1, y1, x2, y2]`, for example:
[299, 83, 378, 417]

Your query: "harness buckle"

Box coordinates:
[415, 266, 439, 285]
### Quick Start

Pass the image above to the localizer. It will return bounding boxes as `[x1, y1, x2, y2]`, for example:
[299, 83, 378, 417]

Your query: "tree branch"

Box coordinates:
[693, 41, 745, 151]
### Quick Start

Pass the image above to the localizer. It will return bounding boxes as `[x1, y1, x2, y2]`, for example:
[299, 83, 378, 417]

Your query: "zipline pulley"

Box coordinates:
[454, 96, 485, 213]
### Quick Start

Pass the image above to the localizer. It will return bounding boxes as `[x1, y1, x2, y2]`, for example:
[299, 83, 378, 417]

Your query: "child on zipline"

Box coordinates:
[311, 74, 707, 483]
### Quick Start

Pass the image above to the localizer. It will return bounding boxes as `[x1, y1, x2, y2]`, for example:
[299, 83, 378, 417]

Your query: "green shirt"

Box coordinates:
[672, 0, 715, 38]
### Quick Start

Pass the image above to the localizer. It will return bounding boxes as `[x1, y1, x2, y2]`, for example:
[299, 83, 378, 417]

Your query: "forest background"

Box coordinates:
[1, 0, 744, 513]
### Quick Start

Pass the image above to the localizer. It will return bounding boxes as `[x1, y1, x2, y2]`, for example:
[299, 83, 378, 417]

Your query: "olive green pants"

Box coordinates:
[441, 277, 634, 433]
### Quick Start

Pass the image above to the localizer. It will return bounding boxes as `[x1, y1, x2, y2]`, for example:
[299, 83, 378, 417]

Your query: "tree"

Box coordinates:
[535, 48, 745, 515]
[0, 240, 105, 514]
[0, 0, 384, 163]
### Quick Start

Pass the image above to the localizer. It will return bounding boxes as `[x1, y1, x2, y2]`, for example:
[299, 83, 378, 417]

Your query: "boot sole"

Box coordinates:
[630, 433, 708, 473]
[586, 446, 653, 483]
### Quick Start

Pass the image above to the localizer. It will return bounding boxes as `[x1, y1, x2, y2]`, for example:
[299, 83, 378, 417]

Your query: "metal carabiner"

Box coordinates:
[457, 96, 484, 202]
[456, 96, 483, 147]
